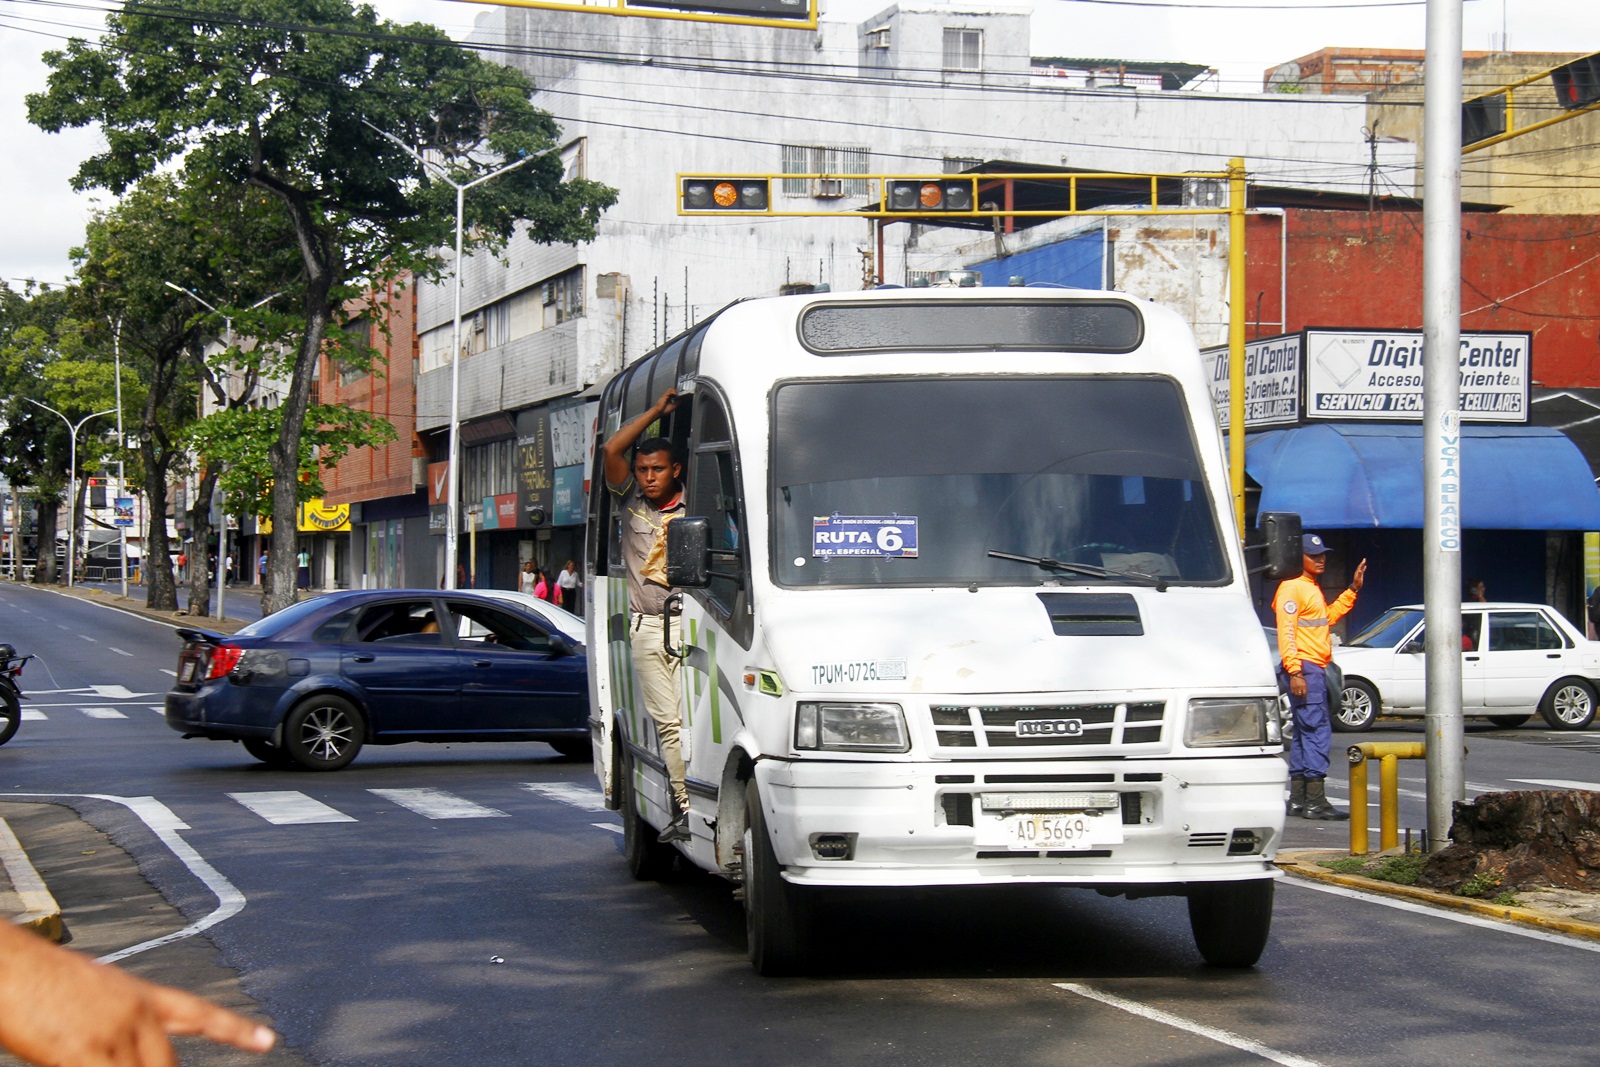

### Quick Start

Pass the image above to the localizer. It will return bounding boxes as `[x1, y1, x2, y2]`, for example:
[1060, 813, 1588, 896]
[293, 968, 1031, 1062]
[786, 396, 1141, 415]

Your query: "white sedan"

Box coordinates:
[1331, 602, 1600, 732]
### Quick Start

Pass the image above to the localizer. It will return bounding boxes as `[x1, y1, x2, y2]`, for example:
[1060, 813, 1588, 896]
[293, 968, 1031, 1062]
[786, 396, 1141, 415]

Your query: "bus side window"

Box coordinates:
[688, 392, 752, 647]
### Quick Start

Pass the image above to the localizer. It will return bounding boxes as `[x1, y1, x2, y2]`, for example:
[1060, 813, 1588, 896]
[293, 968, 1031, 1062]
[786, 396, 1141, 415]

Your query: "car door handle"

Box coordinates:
[1549, 653, 1562, 659]
[352, 654, 375, 663]
[472, 660, 492, 668]
[1464, 655, 1479, 661]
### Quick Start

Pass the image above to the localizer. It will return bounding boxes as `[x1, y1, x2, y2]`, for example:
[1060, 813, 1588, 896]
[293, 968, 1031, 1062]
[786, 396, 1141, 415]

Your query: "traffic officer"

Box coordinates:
[1274, 533, 1366, 820]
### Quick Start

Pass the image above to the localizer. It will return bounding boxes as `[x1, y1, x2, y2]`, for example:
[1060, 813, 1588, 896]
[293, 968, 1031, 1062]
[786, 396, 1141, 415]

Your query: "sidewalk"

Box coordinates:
[17, 578, 264, 635]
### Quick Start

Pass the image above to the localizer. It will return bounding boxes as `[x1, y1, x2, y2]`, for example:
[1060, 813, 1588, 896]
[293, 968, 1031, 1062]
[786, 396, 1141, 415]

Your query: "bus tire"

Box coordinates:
[620, 748, 675, 881]
[743, 781, 813, 976]
[1187, 879, 1274, 968]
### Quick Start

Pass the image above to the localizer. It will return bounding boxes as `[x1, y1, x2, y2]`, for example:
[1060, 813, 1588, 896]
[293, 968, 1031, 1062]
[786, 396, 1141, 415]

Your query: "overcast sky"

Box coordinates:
[1, 0, 1595, 287]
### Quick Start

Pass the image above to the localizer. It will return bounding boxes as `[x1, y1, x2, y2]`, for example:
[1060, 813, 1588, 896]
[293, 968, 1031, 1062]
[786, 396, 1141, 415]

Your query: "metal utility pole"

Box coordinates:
[362, 121, 546, 590]
[1423, 0, 1466, 849]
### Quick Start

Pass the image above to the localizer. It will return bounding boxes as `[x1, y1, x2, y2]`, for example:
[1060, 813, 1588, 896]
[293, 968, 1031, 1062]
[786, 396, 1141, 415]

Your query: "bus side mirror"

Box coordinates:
[666, 517, 712, 588]
[1253, 511, 1304, 581]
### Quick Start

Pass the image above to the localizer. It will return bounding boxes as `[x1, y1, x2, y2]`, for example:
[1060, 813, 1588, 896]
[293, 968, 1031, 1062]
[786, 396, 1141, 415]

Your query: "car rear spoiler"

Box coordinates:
[175, 628, 228, 645]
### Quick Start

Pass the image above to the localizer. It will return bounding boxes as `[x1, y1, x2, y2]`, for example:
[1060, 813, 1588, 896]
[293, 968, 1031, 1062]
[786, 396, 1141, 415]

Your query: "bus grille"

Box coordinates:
[928, 701, 1166, 749]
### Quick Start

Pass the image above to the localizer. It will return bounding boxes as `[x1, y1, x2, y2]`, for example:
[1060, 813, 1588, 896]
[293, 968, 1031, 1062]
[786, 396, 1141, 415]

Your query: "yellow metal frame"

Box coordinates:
[459, 0, 817, 30]
[1463, 51, 1600, 152]
[1346, 741, 1427, 855]
[678, 162, 1254, 537]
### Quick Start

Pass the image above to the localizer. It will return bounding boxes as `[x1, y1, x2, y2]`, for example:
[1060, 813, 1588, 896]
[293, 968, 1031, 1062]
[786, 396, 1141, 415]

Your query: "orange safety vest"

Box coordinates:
[1274, 573, 1358, 675]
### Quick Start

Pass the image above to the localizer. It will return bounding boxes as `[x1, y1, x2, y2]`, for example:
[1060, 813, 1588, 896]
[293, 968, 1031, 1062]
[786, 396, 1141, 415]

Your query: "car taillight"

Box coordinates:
[207, 645, 244, 680]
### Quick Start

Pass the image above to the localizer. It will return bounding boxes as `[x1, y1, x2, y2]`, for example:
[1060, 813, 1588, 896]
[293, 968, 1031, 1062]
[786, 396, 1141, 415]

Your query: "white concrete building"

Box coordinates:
[402, 1, 1401, 589]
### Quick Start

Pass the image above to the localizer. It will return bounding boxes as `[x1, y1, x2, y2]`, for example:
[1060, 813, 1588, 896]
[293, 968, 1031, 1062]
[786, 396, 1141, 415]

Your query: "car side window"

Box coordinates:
[446, 602, 553, 653]
[1461, 614, 1482, 652]
[1486, 611, 1567, 652]
[354, 601, 446, 645]
[313, 607, 361, 643]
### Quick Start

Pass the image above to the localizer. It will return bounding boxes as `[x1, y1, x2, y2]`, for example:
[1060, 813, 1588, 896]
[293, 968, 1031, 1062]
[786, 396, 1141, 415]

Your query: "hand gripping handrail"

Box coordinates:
[1346, 741, 1427, 855]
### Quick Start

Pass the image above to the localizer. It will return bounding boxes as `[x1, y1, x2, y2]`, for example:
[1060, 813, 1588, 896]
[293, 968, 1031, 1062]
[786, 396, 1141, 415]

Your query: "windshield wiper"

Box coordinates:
[987, 549, 1169, 592]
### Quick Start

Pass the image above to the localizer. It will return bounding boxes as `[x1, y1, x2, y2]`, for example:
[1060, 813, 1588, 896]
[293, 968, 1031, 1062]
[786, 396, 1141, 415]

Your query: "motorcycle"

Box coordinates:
[0, 644, 31, 746]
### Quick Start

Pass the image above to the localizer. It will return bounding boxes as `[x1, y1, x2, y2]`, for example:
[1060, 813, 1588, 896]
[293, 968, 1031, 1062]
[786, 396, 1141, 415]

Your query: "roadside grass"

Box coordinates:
[1316, 853, 1521, 906]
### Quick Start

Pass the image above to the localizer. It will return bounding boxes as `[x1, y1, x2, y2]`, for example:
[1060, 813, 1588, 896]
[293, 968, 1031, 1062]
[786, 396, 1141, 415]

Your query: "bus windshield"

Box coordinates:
[771, 376, 1228, 588]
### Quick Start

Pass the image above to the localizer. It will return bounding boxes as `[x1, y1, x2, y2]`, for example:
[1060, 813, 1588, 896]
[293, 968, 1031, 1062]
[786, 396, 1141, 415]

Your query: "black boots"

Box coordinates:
[1302, 777, 1349, 821]
[1287, 776, 1307, 817]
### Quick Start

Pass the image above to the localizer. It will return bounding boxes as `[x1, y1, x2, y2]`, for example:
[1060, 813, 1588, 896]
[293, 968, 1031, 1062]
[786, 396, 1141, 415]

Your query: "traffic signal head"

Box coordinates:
[1461, 94, 1507, 147]
[1552, 53, 1600, 110]
[886, 179, 976, 213]
[681, 177, 770, 212]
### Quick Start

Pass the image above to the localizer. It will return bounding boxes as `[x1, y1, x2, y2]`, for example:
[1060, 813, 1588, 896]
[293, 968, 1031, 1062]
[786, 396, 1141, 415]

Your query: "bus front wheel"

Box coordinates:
[742, 782, 814, 976]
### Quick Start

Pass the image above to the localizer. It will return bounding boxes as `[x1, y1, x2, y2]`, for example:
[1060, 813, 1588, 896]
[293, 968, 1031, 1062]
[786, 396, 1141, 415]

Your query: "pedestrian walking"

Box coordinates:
[1274, 533, 1366, 821]
[519, 560, 537, 595]
[557, 559, 580, 613]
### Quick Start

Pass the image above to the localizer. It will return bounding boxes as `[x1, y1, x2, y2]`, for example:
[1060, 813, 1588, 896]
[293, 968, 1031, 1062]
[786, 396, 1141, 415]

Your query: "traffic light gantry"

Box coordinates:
[1462, 50, 1600, 151]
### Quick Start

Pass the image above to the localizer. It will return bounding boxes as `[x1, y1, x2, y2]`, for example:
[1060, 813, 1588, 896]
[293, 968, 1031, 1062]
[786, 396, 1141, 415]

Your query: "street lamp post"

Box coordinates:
[166, 283, 280, 621]
[25, 400, 116, 589]
[111, 315, 128, 599]
[362, 121, 547, 590]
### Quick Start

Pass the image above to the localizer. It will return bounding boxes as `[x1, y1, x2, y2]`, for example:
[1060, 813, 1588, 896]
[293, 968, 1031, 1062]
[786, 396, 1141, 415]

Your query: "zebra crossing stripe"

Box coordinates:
[228, 792, 358, 825]
[81, 707, 128, 719]
[368, 788, 508, 820]
[19, 710, 45, 721]
[519, 782, 610, 812]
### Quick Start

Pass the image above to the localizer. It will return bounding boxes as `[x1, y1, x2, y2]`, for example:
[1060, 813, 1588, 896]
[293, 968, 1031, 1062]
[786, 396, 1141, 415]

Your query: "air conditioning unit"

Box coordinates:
[471, 311, 486, 332]
[812, 178, 845, 198]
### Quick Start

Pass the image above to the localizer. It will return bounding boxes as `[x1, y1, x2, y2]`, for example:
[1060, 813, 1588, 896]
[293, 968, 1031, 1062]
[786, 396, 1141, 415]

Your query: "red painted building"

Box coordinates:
[1244, 205, 1600, 389]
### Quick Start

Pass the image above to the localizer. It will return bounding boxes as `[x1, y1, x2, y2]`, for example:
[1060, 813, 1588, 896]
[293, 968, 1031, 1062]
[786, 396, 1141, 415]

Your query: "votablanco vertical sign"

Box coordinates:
[1303, 329, 1530, 422]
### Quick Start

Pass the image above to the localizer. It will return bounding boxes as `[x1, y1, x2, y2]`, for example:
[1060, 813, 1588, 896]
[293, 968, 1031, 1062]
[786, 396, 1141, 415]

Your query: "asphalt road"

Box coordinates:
[4, 578, 1600, 1067]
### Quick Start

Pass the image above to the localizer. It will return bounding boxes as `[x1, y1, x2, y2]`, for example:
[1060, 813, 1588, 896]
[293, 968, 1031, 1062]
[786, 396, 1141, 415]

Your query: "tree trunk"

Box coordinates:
[31, 499, 58, 585]
[141, 441, 178, 612]
[184, 465, 219, 617]
[261, 204, 335, 616]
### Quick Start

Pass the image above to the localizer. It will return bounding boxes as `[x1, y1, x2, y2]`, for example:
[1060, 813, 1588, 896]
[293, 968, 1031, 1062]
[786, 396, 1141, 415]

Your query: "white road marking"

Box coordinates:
[160, 669, 177, 677]
[228, 791, 357, 825]
[1055, 984, 1326, 1067]
[91, 685, 137, 699]
[594, 823, 623, 835]
[519, 781, 610, 812]
[0, 792, 240, 965]
[78, 634, 94, 643]
[19, 710, 45, 721]
[81, 707, 128, 720]
[1508, 778, 1600, 791]
[108, 647, 134, 657]
[368, 788, 508, 820]
[1284, 878, 1600, 953]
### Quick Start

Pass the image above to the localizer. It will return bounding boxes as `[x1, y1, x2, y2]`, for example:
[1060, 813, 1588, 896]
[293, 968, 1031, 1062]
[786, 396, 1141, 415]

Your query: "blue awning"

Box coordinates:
[1245, 423, 1600, 530]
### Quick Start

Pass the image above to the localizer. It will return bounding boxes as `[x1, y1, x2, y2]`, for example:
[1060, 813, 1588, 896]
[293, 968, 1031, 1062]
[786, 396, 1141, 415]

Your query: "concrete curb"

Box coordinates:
[1277, 848, 1600, 941]
[0, 817, 63, 942]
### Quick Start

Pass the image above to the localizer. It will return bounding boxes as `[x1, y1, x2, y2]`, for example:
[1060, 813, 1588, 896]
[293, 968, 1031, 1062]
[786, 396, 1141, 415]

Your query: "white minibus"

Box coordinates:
[585, 288, 1301, 974]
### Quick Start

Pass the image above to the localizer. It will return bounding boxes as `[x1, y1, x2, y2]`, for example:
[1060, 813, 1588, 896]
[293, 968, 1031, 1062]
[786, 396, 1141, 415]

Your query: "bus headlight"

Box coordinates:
[1185, 697, 1277, 748]
[795, 702, 909, 752]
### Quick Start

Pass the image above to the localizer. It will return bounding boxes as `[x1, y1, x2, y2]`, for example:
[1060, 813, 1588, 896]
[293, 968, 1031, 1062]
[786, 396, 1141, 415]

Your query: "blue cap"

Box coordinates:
[1302, 533, 1330, 555]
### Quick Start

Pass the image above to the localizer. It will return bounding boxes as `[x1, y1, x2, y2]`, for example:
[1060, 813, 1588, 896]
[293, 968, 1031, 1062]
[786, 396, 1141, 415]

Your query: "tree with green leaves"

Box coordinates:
[0, 286, 118, 585]
[30, 0, 616, 611]
[75, 173, 305, 612]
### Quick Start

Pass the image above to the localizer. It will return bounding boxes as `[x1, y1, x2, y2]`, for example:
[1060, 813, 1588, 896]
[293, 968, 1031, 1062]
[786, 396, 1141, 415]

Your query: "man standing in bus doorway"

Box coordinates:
[1275, 533, 1366, 820]
[603, 388, 691, 843]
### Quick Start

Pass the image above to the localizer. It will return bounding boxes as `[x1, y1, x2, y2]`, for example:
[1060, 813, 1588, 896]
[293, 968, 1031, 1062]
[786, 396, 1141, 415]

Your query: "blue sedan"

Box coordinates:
[165, 589, 590, 770]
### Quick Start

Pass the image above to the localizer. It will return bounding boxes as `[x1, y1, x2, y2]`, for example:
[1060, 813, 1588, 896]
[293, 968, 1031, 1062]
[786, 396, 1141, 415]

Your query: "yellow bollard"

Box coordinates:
[1346, 741, 1427, 855]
